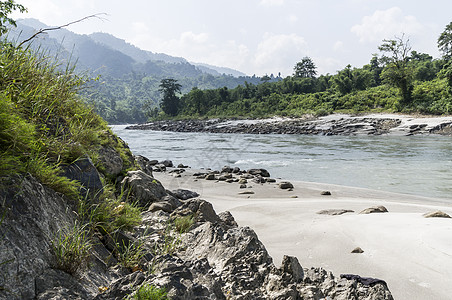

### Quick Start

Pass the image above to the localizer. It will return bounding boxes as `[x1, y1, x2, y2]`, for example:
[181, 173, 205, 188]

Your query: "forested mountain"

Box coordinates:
[8, 19, 269, 123]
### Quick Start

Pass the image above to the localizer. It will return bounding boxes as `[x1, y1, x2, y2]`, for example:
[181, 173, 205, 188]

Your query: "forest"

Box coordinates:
[154, 25, 452, 121]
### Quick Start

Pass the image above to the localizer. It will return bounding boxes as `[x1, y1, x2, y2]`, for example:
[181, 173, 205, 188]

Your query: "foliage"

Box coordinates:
[129, 284, 169, 300]
[117, 240, 145, 271]
[159, 78, 182, 116]
[438, 21, 452, 60]
[293, 57, 317, 78]
[0, 0, 26, 36]
[0, 41, 110, 197]
[378, 35, 415, 105]
[173, 214, 195, 234]
[50, 222, 92, 275]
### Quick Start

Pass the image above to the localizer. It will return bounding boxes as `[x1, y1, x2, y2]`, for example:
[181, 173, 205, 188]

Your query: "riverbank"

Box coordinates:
[126, 113, 452, 135]
[154, 165, 452, 300]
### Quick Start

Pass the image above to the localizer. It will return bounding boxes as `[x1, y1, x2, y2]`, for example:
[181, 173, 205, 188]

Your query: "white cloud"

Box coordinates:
[351, 7, 424, 43]
[260, 0, 285, 7]
[333, 41, 344, 52]
[288, 15, 298, 23]
[253, 33, 307, 76]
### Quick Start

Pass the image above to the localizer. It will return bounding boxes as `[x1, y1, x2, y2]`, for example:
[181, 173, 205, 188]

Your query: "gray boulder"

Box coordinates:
[359, 206, 388, 214]
[134, 155, 154, 176]
[61, 156, 103, 200]
[248, 168, 271, 177]
[98, 146, 123, 177]
[423, 210, 451, 218]
[121, 170, 167, 207]
[279, 181, 294, 189]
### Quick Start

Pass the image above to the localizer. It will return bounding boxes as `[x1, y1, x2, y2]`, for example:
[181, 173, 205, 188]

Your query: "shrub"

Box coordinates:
[130, 283, 169, 300]
[173, 214, 195, 234]
[50, 222, 92, 275]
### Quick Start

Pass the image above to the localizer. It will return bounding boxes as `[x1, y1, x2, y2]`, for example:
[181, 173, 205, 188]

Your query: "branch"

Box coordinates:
[18, 13, 108, 47]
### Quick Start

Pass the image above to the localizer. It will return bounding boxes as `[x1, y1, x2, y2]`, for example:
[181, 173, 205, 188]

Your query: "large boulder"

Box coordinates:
[120, 170, 167, 207]
[248, 168, 271, 177]
[61, 156, 103, 200]
[98, 146, 123, 177]
[134, 155, 154, 176]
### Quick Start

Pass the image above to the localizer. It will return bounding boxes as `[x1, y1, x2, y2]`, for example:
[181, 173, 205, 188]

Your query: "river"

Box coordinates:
[112, 125, 452, 200]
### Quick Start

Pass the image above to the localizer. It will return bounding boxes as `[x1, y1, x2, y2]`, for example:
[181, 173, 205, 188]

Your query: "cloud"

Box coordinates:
[260, 0, 285, 7]
[253, 33, 307, 76]
[333, 41, 344, 52]
[351, 7, 423, 43]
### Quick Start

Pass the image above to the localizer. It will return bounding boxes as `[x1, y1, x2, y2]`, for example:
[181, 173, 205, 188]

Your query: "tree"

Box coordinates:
[378, 35, 414, 105]
[293, 57, 317, 78]
[0, 0, 26, 36]
[438, 22, 452, 90]
[438, 21, 452, 60]
[159, 78, 181, 116]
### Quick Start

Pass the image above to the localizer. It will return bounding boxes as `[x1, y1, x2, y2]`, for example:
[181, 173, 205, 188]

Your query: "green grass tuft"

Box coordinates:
[130, 283, 169, 300]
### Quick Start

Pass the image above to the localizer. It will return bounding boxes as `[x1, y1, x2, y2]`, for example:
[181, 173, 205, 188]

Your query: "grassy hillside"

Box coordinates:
[0, 40, 134, 195]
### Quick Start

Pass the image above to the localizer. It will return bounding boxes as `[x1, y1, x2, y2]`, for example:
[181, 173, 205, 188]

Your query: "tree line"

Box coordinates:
[156, 24, 452, 119]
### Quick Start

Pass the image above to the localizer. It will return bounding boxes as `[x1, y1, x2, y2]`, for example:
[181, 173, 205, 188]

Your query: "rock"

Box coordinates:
[171, 189, 199, 200]
[61, 156, 103, 200]
[360, 205, 388, 214]
[134, 155, 154, 176]
[35, 268, 91, 299]
[98, 146, 124, 177]
[252, 175, 267, 184]
[239, 191, 255, 195]
[317, 209, 354, 215]
[248, 168, 271, 177]
[218, 211, 238, 228]
[423, 211, 452, 218]
[159, 160, 173, 167]
[177, 163, 188, 168]
[239, 184, 247, 189]
[232, 167, 241, 173]
[148, 159, 159, 166]
[121, 170, 167, 207]
[205, 174, 216, 180]
[171, 199, 221, 225]
[279, 181, 294, 189]
[221, 166, 233, 173]
[280, 255, 304, 283]
[238, 178, 248, 184]
[351, 247, 364, 253]
[149, 201, 173, 213]
[152, 164, 166, 172]
[321, 191, 332, 196]
[267, 178, 276, 183]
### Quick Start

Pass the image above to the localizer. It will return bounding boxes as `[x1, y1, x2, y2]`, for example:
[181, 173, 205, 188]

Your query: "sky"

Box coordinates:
[12, 0, 452, 77]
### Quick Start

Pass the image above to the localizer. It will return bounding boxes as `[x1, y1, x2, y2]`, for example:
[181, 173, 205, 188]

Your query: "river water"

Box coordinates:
[112, 125, 452, 200]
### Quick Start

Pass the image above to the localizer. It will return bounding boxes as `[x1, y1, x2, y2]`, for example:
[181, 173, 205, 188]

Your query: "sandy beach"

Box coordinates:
[155, 168, 452, 300]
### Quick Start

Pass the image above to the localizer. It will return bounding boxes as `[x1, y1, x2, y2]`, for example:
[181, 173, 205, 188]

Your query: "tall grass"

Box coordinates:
[0, 40, 110, 196]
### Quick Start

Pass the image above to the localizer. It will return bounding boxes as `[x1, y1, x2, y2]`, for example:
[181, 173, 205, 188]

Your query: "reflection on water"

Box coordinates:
[112, 125, 452, 200]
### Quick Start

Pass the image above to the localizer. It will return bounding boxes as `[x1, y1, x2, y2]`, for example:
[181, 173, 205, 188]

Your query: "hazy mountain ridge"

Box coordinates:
[12, 19, 245, 78]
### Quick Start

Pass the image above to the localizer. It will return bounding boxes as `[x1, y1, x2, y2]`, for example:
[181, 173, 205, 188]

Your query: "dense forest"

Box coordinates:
[157, 28, 452, 120]
[10, 19, 275, 124]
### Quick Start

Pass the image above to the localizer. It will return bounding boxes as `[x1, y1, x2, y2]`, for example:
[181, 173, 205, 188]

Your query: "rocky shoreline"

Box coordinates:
[126, 114, 452, 136]
[0, 149, 394, 299]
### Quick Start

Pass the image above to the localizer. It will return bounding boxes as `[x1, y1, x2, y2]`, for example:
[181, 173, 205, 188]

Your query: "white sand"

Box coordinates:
[155, 170, 452, 300]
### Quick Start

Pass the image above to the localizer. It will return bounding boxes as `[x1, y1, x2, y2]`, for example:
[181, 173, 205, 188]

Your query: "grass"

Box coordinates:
[129, 283, 169, 300]
[117, 240, 145, 271]
[173, 214, 195, 234]
[50, 222, 92, 275]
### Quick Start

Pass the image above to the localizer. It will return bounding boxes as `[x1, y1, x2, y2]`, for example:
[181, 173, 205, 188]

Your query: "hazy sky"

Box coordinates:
[12, 0, 452, 76]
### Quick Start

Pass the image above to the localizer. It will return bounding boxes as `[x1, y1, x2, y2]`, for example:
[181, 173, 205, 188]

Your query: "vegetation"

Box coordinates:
[50, 222, 92, 275]
[173, 214, 195, 234]
[129, 284, 169, 300]
[145, 27, 452, 120]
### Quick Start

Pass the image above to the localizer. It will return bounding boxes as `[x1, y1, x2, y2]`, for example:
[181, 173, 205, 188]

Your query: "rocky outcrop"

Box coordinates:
[120, 170, 167, 206]
[96, 198, 393, 299]
[0, 158, 394, 300]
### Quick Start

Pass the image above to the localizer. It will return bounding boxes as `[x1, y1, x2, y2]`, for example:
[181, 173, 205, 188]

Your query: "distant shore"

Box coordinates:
[153, 164, 452, 300]
[126, 113, 452, 136]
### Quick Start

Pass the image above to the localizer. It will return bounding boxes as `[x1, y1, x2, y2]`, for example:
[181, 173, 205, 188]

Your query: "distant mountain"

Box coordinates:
[7, 19, 270, 124]
[88, 32, 187, 64]
[192, 62, 246, 77]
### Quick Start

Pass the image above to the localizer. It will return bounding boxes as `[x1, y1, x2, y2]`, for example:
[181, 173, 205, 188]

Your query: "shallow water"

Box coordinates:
[112, 125, 452, 200]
